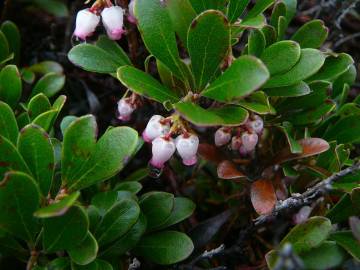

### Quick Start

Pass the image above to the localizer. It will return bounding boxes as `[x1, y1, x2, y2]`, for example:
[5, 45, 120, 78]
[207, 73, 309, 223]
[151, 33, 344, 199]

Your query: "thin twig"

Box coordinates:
[334, 32, 360, 49]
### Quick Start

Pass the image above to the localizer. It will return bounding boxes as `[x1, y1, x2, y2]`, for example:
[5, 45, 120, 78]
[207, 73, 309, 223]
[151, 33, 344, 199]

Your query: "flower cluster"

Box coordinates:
[214, 115, 264, 157]
[73, 0, 136, 41]
[142, 115, 199, 169]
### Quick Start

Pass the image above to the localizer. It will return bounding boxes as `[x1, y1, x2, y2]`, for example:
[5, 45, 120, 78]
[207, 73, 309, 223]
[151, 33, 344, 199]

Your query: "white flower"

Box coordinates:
[214, 127, 231, 147]
[142, 115, 170, 143]
[74, 9, 100, 40]
[150, 137, 176, 169]
[101, 6, 125, 40]
[128, 0, 137, 24]
[117, 98, 135, 121]
[176, 134, 199, 166]
[246, 115, 264, 134]
[241, 132, 258, 152]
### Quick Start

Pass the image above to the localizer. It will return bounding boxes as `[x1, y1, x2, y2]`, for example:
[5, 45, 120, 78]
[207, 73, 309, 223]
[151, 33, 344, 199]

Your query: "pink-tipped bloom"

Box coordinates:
[142, 115, 170, 143]
[231, 136, 242, 151]
[117, 98, 135, 121]
[128, 0, 137, 24]
[214, 127, 231, 147]
[150, 137, 176, 169]
[74, 9, 100, 40]
[176, 134, 199, 166]
[241, 132, 258, 152]
[246, 115, 264, 135]
[101, 6, 125, 40]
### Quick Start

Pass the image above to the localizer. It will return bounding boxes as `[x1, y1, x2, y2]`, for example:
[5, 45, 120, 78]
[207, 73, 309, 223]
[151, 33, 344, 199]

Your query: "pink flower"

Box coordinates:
[117, 98, 135, 121]
[241, 132, 258, 152]
[231, 136, 242, 151]
[142, 115, 170, 143]
[246, 115, 264, 135]
[176, 134, 199, 166]
[150, 137, 176, 169]
[214, 127, 231, 147]
[74, 9, 100, 40]
[128, 0, 137, 24]
[101, 6, 125, 40]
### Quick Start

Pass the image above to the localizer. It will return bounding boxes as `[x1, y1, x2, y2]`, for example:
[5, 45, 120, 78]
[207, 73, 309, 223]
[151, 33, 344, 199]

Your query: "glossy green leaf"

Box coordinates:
[330, 231, 360, 260]
[291, 19, 328, 48]
[333, 64, 357, 97]
[262, 25, 277, 46]
[33, 0, 69, 17]
[326, 194, 359, 224]
[135, 0, 185, 80]
[31, 72, 65, 98]
[68, 44, 122, 74]
[166, 0, 196, 44]
[324, 115, 360, 144]
[91, 191, 124, 216]
[0, 31, 9, 63]
[95, 199, 140, 246]
[67, 231, 98, 265]
[0, 65, 22, 108]
[43, 205, 88, 252]
[279, 216, 332, 254]
[245, 0, 275, 19]
[261, 40, 301, 75]
[238, 91, 275, 114]
[0, 171, 40, 244]
[228, 0, 250, 22]
[115, 181, 142, 194]
[0, 101, 18, 144]
[47, 258, 71, 270]
[34, 191, 80, 218]
[117, 66, 179, 103]
[32, 109, 58, 132]
[279, 122, 302, 154]
[248, 29, 265, 57]
[202, 55, 269, 102]
[270, 2, 286, 28]
[266, 81, 311, 97]
[134, 230, 194, 265]
[189, 0, 227, 13]
[140, 191, 174, 230]
[282, 0, 297, 24]
[289, 101, 336, 125]
[1, 21, 20, 64]
[175, 102, 249, 126]
[28, 93, 51, 120]
[264, 49, 326, 88]
[17, 124, 54, 196]
[27, 61, 63, 75]
[95, 35, 131, 66]
[188, 10, 230, 90]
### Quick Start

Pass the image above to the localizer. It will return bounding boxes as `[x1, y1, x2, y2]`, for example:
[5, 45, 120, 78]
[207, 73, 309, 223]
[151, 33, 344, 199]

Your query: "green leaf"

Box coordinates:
[228, 0, 250, 23]
[262, 25, 277, 46]
[95, 35, 131, 66]
[0, 31, 9, 63]
[326, 194, 359, 224]
[279, 216, 332, 254]
[117, 66, 179, 103]
[17, 124, 54, 196]
[34, 191, 80, 218]
[60, 116, 78, 136]
[265, 81, 311, 97]
[0, 135, 30, 179]
[67, 231, 98, 265]
[115, 181, 142, 194]
[61, 115, 97, 186]
[248, 29, 266, 57]
[43, 205, 89, 252]
[291, 19, 328, 49]
[330, 231, 360, 261]
[0, 236, 28, 262]
[174, 101, 249, 126]
[31, 72, 65, 98]
[289, 101, 336, 125]
[264, 49, 326, 88]
[1, 21, 20, 64]
[140, 191, 174, 230]
[307, 53, 354, 82]
[91, 191, 123, 216]
[27, 61, 63, 75]
[333, 64, 357, 97]
[189, 0, 227, 13]
[123, 167, 149, 182]
[279, 122, 303, 154]
[135, 0, 186, 80]
[28, 93, 51, 120]
[47, 258, 71, 270]
[0, 171, 40, 244]
[95, 199, 140, 246]
[188, 10, 230, 90]
[32, 109, 58, 132]
[156, 197, 195, 230]
[166, 0, 196, 44]
[260, 40, 301, 75]
[134, 230, 194, 265]
[101, 213, 147, 257]
[238, 91, 275, 114]
[0, 101, 18, 144]
[68, 44, 122, 74]
[282, 0, 297, 24]
[202, 55, 269, 102]
[66, 126, 139, 191]
[324, 115, 360, 144]
[244, 0, 275, 19]
[270, 2, 286, 28]
[33, 0, 69, 17]
[0, 65, 22, 108]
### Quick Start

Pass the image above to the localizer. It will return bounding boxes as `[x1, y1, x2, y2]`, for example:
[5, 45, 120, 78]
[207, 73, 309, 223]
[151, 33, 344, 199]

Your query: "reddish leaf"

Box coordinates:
[198, 143, 224, 164]
[251, 179, 277, 215]
[217, 161, 246, 180]
[274, 138, 330, 164]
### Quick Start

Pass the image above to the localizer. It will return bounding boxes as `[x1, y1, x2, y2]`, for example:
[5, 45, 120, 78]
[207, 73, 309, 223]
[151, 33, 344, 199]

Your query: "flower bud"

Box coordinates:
[214, 127, 231, 147]
[74, 9, 100, 40]
[142, 115, 170, 143]
[117, 98, 135, 121]
[101, 6, 125, 40]
[128, 0, 137, 24]
[176, 134, 199, 166]
[241, 132, 258, 152]
[246, 115, 264, 135]
[150, 137, 176, 169]
[231, 136, 242, 151]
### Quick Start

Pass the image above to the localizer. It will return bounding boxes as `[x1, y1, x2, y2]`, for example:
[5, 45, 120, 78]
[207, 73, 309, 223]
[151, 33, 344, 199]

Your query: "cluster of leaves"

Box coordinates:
[67, 0, 360, 268]
[0, 20, 196, 269]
